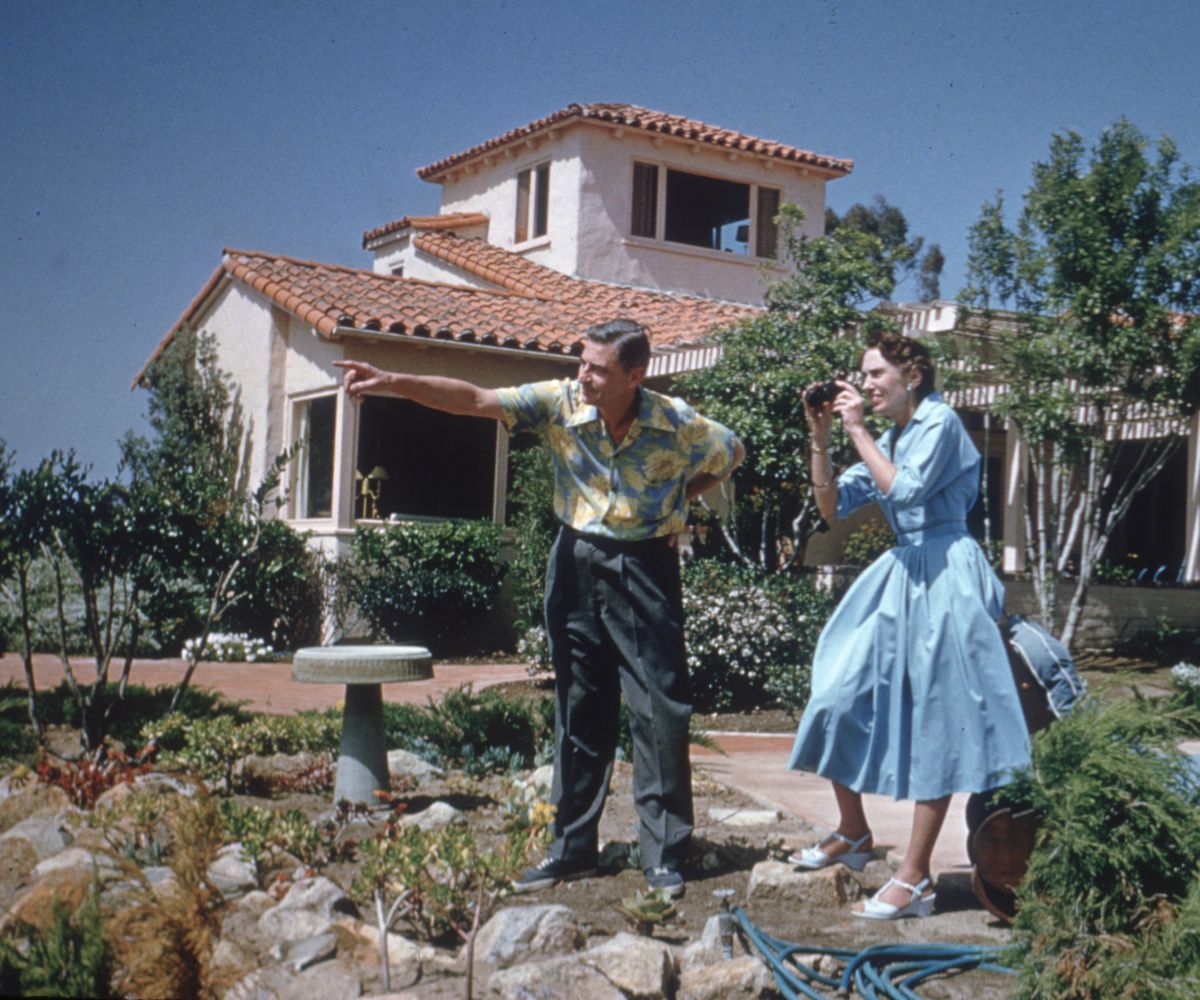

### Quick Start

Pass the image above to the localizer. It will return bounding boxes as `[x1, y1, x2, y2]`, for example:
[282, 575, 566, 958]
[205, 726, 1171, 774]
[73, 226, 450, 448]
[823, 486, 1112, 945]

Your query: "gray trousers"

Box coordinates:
[543, 526, 694, 871]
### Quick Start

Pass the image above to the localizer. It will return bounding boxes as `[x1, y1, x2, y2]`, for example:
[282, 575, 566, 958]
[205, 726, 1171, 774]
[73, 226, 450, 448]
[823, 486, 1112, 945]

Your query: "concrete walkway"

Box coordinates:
[0, 653, 971, 873]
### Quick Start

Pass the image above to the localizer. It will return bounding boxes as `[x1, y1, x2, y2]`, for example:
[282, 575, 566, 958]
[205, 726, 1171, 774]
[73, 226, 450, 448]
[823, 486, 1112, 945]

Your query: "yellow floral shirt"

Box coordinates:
[497, 379, 739, 540]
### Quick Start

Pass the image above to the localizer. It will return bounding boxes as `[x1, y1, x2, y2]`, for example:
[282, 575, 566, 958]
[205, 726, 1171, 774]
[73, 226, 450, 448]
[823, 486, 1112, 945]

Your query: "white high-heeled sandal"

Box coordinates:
[787, 831, 873, 871]
[853, 876, 936, 920]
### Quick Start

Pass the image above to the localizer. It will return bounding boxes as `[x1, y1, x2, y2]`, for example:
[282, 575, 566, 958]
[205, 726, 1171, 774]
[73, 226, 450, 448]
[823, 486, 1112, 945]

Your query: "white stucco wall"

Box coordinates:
[196, 282, 278, 488]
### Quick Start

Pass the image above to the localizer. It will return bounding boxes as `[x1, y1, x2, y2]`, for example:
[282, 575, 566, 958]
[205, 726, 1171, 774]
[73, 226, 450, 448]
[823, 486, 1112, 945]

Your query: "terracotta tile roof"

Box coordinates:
[417, 102, 853, 181]
[135, 242, 760, 386]
[361, 211, 489, 248]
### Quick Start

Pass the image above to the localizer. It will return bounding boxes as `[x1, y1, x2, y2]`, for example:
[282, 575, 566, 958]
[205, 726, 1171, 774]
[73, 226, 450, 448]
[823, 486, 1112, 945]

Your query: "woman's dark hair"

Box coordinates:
[585, 318, 651, 373]
[864, 330, 936, 399]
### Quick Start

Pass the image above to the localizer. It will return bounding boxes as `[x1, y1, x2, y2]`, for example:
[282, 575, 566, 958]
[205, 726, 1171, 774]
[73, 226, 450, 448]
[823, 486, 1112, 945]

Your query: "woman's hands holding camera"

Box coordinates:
[803, 378, 863, 438]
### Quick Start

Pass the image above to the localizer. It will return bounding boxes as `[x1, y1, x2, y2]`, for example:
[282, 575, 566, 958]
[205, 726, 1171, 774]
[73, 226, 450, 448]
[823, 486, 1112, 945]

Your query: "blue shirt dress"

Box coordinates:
[788, 392, 1031, 801]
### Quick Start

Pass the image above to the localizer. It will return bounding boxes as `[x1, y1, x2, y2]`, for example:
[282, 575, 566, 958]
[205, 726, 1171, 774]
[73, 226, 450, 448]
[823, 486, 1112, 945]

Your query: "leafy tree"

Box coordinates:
[677, 205, 896, 572]
[124, 327, 298, 708]
[962, 121, 1200, 647]
[826, 195, 945, 300]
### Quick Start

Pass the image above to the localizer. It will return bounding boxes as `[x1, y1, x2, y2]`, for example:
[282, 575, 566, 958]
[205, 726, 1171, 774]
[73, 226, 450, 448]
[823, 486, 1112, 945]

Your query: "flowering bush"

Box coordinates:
[518, 624, 551, 676]
[1171, 662, 1200, 708]
[682, 558, 832, 713]
[180, 632, 273, 663]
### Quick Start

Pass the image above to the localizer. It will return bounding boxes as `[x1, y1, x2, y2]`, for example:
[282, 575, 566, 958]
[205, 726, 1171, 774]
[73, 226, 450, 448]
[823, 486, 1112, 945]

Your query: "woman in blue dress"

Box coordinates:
[788, 331, 1030, 919]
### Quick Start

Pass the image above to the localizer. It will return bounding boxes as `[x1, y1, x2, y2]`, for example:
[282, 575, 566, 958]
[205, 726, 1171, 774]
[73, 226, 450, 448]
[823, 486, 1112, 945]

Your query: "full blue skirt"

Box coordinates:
[788, 534, 1031, 800]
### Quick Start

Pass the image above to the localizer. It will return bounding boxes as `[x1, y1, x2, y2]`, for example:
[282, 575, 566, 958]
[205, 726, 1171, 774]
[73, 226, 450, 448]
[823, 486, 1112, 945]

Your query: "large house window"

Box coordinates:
[355, 396, 495, 520]
[515, 162, 550, 243]
[631, 161, 781, 259]
[294, 394, 336, 519]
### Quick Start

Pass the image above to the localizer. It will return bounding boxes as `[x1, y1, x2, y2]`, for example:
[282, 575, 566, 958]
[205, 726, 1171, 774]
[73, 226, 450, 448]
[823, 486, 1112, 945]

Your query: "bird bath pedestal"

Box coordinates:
[292, 645, 433, 805]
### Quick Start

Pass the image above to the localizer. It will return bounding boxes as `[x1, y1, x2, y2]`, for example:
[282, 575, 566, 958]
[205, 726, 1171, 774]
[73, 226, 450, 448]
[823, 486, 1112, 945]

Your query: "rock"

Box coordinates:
[208, 843, 258, 899]
[270, 929, 339, 972]
[224, 958, 362, 1000]
[399, 800, 463, 831]
[0, 784, 71, 835]
[134, 771, 200, 797]
[334, 916, 435, 976]
[745, 860, 863, 907]
[0, 812, 73, 860]
[230, 888, 277, 919]
[210, 937, 252, 980]
[32, 845, 120, 880]
[258, 875, 358, 942]
[488, 956, 625, 1000]
[582, 931, 677, 999]
[706, 807, 782, 827]
[386, 748, 444, 785]
[241, 751, 322, 790]
[526, 764, 555, 791]
[678, 956, 776, 999]
[470, 903, 584, 968]
[681, 913, 755, 966]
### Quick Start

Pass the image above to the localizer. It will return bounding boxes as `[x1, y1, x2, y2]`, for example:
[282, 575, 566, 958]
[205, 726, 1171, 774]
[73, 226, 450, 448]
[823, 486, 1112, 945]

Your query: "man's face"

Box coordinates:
[578, 340, 643, 412]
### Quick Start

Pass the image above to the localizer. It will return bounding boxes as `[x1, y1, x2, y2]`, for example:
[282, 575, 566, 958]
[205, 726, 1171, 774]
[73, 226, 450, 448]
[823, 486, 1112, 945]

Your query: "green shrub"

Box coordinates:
[224, 519, 323, 651]
[382, 685, 554, 775]
[1001, 697, 1200, 998]
[145, 709, 341, 790]
[841, 518, 895, 565]
[353, 519, 506, 651]
[0, 883, 114, 998]
[682, 558, 831, 713]
[505, 442, 557, 653]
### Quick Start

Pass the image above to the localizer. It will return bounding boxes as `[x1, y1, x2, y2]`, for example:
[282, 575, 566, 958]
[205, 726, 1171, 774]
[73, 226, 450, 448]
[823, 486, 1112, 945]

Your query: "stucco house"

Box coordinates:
[135, 102, 852, 556]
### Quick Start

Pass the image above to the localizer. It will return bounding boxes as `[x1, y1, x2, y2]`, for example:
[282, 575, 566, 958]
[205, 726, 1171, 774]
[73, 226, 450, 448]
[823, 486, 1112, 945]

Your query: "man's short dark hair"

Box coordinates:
[585, 319, 651, 373]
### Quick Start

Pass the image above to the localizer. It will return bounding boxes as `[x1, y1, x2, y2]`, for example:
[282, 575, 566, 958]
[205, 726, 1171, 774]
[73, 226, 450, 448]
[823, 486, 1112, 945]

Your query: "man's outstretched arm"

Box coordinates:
[333, 360, 504, 421]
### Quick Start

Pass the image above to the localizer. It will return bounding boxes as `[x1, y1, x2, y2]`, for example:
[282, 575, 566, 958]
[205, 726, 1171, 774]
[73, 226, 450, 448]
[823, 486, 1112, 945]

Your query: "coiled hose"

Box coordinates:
[733, 906, 1015, 999]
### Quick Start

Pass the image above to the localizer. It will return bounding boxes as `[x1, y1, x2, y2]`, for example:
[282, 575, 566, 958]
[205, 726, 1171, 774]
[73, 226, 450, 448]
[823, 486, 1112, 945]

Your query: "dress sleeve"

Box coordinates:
[883, 408, 967, 509]
[495, 380, 565, 436]
[836, 461, 879, 519]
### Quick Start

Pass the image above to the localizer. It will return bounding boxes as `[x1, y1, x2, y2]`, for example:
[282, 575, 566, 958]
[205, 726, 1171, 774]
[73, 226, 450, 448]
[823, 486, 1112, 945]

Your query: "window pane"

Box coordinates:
[631, 162, 658, 237]
[301, 395, 336, 519]
[533, 162, 550, 238]
[356, 396, 494, 520]
[514, 168, 531, 243]
[756, 187, 781, 259]
[664, 169, 750, 253]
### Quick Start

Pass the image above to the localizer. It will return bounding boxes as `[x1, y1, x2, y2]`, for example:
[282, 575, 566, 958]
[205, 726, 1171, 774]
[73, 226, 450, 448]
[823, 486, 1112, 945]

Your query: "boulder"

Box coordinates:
[270, 929, 340, 973]
[582, 931, 677, 999]
[678, 956, 776, 999]
[488, 956, 625, 1000]
[224, 958, 362, 1000]
[0, 783, 71, 835]
[32, 845, 120, 881]
[399, 800, 463, 831]
[0, 812, 73, 860]
[207, 843, 258, 899]
[746, 860, 863, 907]
[470, 903, 584, 968]
[2, 867, 95, 934]
[258, 875, 358, 942]
[386, 748, 444, 785]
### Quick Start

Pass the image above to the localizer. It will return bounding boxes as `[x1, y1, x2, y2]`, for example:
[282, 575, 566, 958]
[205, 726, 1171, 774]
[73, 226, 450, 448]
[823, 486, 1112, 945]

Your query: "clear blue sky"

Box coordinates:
[3, 0, 1198, 476]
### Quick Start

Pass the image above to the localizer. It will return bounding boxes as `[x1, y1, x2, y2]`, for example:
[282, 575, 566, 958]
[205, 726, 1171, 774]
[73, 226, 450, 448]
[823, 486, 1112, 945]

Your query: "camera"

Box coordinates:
[804, 380, 841, 408]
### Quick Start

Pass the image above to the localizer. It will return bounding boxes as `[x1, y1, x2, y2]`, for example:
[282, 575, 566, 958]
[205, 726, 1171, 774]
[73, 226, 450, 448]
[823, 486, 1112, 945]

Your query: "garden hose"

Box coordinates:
[733, 906, 1015, 999]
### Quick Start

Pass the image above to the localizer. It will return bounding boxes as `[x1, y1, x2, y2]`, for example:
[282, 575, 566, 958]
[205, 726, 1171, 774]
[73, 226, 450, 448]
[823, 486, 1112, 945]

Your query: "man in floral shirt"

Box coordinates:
[335, 319, 743, 898]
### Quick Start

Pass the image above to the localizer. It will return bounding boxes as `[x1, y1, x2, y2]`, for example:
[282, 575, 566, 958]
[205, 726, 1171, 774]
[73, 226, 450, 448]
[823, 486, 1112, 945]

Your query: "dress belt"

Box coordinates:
[894, 521, 968, 546]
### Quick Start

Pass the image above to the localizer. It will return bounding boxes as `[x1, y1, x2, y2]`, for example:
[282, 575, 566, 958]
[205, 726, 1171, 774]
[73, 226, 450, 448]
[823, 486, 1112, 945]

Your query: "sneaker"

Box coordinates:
[511, 856, 598, 894]
[645, 866, 686, 899]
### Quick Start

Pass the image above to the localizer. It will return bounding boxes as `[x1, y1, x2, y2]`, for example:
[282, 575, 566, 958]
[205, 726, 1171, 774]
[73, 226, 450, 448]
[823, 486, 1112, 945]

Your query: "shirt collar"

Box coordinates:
[564, 384, 675, 433]
[909, 389, 942, 424]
